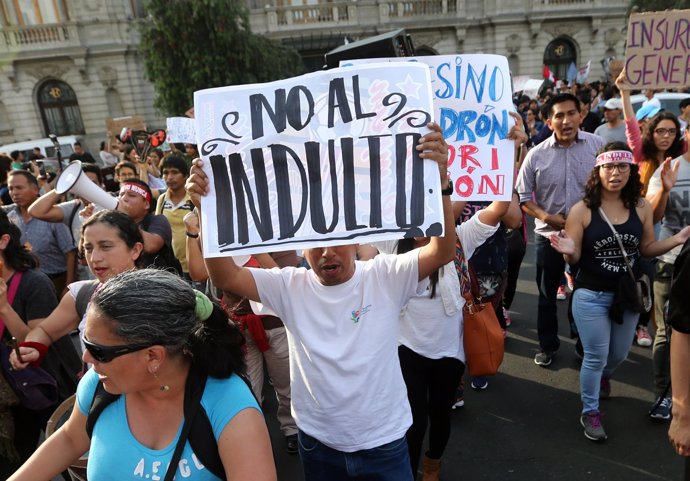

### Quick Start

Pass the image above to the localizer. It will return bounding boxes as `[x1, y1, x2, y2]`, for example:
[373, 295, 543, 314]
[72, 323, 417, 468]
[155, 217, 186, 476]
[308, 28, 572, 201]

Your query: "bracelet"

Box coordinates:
[441, 180, 453, 196]
[19, 341, 49, 367]
[186, 231, 199, 238]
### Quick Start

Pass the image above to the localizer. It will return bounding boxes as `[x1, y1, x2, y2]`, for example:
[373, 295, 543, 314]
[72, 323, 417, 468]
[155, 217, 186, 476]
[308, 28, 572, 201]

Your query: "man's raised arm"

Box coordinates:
[186, 159, 261, 302]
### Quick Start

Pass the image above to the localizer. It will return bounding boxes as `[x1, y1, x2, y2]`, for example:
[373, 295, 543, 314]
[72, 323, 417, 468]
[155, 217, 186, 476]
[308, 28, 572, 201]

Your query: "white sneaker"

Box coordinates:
[636, 326, 653, 347]
[556, 285, 567, 301]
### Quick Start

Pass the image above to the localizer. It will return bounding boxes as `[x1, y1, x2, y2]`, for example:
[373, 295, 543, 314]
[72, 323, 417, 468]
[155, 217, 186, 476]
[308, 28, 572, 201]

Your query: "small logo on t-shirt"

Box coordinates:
[351, 305, 372, 324]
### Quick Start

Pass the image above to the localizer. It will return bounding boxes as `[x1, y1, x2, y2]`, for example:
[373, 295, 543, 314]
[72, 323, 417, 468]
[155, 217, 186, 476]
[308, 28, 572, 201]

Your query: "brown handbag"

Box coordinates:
[455, 237, 505, 377]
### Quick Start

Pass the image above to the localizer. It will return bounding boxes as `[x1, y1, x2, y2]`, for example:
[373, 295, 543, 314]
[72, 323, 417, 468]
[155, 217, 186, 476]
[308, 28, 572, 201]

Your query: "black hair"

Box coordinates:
[680, 98, 690, 110]
[9, 150, 20, 161]
[583, 142, 642, 210]
[82, 163, 103, 185]
[548, 93, 581, 118]
[161, 153, 189, 177]
[80, 210, 144, 266]
[91, 269, 246, 379]
[641, 111, 683, 162]
[0, 209, 39, 272]
[115, 161, 138, 177]
[0, 155, 12, 183]
[123, 145, 137, 161]
[396, 238, 439, 298]
[8, 169, 38, 187]
[74, 141, 82, 147]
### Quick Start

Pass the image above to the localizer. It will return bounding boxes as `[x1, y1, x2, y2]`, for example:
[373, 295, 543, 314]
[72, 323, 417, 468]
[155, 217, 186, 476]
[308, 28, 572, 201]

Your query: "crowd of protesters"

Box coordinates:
[0, 68, 689, 480]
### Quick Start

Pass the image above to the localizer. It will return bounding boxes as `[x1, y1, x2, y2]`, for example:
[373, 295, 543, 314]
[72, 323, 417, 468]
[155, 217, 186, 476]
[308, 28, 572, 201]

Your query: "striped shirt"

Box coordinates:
[515, 131, 604, 238]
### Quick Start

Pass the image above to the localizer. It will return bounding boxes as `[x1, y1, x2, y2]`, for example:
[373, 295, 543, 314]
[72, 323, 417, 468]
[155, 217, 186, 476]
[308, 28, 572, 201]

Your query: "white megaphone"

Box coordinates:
[55, 161, 118, 210]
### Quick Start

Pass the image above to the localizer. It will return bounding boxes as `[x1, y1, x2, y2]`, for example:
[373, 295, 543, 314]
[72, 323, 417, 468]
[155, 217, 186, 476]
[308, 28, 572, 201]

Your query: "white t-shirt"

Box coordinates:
[647, 156, 690, 264]
[251, 250, 421, 452]
[376, 215, 498, 361]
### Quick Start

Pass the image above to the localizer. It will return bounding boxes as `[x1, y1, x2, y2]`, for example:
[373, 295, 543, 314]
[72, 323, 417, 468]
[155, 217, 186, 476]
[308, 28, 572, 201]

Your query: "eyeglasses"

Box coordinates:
[654, 128, 678, 136]
[600, 163, 631, 173]
[83, 337, 158, 363]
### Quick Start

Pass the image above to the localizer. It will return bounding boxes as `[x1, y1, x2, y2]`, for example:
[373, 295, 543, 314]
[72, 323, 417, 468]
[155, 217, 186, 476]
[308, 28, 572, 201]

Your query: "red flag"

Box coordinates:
[543, 65, 555, 82]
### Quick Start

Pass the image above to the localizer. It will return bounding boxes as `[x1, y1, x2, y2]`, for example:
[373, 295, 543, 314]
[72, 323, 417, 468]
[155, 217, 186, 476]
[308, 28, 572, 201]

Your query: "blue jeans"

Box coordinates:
[298, 430, 413, 481]
[572, 288, 639, 414]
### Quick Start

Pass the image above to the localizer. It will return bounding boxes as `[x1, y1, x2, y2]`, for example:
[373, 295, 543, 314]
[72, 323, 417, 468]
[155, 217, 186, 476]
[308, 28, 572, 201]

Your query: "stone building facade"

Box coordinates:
[0, 0, 628, 148]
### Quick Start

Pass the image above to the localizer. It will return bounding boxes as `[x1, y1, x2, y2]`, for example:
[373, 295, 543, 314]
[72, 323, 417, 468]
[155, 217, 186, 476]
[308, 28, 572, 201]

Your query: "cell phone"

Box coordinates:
[37, 160, 47, 178]
[10, 337, 23, 364]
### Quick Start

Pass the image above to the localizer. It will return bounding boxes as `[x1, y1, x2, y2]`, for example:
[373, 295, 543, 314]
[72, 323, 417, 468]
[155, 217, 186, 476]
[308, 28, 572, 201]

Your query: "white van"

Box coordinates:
[0, 136, 83, 171]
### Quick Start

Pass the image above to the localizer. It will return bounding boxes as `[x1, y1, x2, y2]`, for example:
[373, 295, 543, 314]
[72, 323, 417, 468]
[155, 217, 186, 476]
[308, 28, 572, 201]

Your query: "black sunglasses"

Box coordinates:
[83, 338, 158, 363]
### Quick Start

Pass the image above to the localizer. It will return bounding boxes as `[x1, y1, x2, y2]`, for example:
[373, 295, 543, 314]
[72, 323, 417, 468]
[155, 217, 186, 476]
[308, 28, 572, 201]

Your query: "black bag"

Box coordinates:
[0, 342, 58, 411]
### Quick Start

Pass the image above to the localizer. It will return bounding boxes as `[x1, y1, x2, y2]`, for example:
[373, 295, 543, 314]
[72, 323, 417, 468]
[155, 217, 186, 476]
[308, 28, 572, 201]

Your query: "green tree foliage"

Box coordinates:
[138, 0, 304, 116]
[628, 0, 690, 14]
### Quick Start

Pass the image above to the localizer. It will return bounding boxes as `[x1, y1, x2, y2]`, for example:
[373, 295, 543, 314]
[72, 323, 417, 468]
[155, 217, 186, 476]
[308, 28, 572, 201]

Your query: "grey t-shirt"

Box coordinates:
[594, 123, 627, 144]
[647, 156, 690, 264]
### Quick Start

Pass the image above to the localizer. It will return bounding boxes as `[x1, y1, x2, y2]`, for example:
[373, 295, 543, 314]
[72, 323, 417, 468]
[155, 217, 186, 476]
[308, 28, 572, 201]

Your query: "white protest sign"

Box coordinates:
[522, 79, 544, 100]
[194, 63, 443, 257]
[624, 9, 690, 89]
[343, 55, 515, 201]
[512, 75, 529, 93]
[166, 117, 197, 143]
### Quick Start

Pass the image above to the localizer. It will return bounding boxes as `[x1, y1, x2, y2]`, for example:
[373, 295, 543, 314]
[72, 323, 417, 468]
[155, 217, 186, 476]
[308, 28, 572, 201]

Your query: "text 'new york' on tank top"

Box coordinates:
[576, 205, 643, 292]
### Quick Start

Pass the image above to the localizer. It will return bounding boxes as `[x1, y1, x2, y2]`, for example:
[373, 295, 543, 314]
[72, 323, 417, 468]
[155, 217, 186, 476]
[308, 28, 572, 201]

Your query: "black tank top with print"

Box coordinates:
[575, 206, 643, 292]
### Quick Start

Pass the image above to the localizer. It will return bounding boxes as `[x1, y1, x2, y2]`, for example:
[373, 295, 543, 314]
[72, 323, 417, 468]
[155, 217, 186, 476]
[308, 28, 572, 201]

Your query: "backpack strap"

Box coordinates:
[183, 366, 226, 480]
[75, 280, 100, 320]
[86, 380, 119, 438]
[155, 194, 166, 216]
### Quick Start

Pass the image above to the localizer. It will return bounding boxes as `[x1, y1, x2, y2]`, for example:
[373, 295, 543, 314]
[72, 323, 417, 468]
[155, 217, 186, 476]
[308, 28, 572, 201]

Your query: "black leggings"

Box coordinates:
[503, 229, 526, 311]
[398, 345, 465, 476]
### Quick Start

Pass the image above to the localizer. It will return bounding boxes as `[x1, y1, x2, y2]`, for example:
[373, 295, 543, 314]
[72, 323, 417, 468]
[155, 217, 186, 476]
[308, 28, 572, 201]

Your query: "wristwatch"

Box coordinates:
[441, 180, 453, 196]
[185, 231, 199, 239]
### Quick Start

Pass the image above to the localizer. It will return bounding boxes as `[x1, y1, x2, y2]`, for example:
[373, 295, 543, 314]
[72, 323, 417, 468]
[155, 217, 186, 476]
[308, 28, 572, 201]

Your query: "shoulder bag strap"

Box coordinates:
[598, 207, 637, 284]
[0, 271, 24, 338]
[454, 235, 471, 298]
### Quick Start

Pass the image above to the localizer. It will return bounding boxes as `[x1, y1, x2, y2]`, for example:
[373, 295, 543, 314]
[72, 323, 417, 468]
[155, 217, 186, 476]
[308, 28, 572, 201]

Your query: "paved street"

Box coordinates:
[262, 224, 685, 481]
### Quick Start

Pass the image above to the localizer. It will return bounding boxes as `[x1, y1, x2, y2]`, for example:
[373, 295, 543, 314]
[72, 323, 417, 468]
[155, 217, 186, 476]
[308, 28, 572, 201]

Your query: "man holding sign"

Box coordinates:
[187, 121, 454, 480]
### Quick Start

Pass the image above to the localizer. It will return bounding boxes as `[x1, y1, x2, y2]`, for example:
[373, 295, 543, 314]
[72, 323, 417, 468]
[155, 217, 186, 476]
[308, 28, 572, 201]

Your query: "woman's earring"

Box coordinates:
[151, 369, 170, 392]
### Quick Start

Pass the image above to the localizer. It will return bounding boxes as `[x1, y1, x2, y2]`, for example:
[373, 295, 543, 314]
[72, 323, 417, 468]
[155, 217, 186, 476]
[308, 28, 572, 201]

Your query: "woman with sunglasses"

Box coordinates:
[0, 210, 81, 479]
[9, 210, 143, 368]
[549, 142, 690, 442]
[9, 268, 275, 481]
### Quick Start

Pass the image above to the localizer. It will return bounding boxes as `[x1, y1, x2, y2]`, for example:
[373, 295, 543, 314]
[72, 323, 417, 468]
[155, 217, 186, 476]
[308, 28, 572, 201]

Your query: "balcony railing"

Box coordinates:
[387, 0, 456, 17]
[0, 23, 79, 49]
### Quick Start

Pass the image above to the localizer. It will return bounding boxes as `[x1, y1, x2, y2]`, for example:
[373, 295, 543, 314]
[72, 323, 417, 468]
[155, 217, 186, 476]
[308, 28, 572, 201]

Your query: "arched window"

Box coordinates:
[106, 88, 124, 118]
[543, 37, 576, 83]
[37, 79, 85, 136]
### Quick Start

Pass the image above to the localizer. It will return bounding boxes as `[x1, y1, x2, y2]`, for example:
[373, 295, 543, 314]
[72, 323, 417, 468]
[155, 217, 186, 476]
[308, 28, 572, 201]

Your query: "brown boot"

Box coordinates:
[422, 454, 441, 481]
